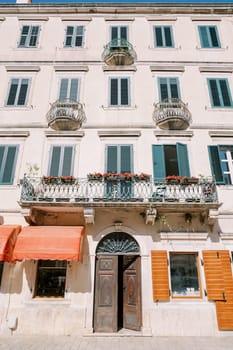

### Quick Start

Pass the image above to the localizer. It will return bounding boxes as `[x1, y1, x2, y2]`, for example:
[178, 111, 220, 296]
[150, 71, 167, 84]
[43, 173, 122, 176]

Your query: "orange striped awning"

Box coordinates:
[12, 226, 85, 262]
[0, 225, 22, 262]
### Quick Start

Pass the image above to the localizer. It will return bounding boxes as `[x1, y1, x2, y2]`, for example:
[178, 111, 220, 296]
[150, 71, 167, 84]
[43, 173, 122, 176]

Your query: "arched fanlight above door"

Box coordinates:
[96, 232, 140, 254]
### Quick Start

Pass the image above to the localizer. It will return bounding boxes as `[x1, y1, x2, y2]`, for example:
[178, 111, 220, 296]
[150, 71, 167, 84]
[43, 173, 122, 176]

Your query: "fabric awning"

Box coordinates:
[12, 226, 85, 262]
[0, 225, 22, 262]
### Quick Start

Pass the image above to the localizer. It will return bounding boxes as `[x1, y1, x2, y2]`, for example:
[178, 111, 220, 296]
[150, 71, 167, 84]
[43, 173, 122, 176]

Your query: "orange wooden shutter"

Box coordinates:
[219, 250, 233, 301]
[202, 250, 225, 301]
[151, 250, 170, 301]
[216, 301, 233, 330]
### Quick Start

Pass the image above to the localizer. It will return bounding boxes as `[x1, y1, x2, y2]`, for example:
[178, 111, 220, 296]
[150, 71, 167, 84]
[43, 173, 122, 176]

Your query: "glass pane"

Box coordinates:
[110, 79, 118, 105]
[7, 80, 18, 105]
[170, 253, 200, 297]
[164, 145, 179, 176]
[120, 78, 128, 105]
[17, 80, 28, 106]
[209, 79, 221, 107]
[220, 80, 231, 107]
[35, 260, 67, 297]
[61, 146, 73, 176]
[49, 146, 61, 176]
[155, 27, 163, 47]
[209, 26, 219, 47]
[107, 146, 118, 173]
[2, 146, 16, 184]
[164, 27, 172, 47]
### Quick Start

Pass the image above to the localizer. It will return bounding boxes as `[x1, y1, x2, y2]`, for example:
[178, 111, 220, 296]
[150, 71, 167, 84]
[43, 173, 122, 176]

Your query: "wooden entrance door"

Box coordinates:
[94, 254, 141, 332]
[123, 255, 142, 330]
[94, 255, 118, 332]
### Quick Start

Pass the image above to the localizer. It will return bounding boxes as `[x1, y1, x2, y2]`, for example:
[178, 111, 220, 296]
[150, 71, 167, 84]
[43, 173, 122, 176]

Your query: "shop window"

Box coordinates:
[35, 260, 67, 297]
[169, 253, 201, 298]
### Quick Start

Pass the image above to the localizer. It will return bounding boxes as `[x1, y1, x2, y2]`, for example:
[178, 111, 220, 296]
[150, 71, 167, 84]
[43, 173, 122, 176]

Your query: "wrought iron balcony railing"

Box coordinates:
[153, 98, 192, 130]
[102, 38, 137, 66]
[46, 99, 86, 131]
[20, 175, 218, 205]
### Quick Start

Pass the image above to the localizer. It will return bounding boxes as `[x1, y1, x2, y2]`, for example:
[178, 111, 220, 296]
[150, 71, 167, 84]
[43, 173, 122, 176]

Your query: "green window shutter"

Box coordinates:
[209, 26, 220, 48]
[120, 26, 127, 40]
[110, 78, 118, 106]
[0, 146, 18, 185]
[17, 79, 29, 106]
[7, 79, 18, 106]
[120, 78, 129, 105]
[208, 79, 221, 107]
[106, 146, 118, 173]
[219, 79, 232, 107]
[199, 26, 209, 47]
[120, 145, 132, 173]
[59, 79, 68, 101]
[49, 146, 61, 176]
[152, 145, 166, 180]
[61, 146, 73, 176]
[208, 145, 224, 184]
[70, 79, 79, 101]
[177, 143, 190, 177]
[155, 27, 163, 47]
[164, 26, 172, 47]
[111, 27, 118, 40]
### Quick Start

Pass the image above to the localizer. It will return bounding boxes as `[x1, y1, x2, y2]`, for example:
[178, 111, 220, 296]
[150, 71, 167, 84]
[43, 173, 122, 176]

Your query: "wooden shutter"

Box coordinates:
[202, 250, 229, 301]
[152, 145, 166, 180]
[208, 145, 224, 184]
[0, 145, 18, 184]
[120, 145, 132, 173]
[177, 143, 190, 177]
[106, 145, 118, 173]
[219, 250, 233, 301]
[216, 301, 233, 330]
[151, 251, 170, 301]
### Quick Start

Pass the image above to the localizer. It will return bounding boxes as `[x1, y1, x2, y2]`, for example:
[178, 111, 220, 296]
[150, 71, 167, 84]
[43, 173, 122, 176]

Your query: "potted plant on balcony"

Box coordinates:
[87, 172, 103, 181]
[60, 176, 76, 184]
[166, 175, 181, 184]
[134, 173, 151, 182]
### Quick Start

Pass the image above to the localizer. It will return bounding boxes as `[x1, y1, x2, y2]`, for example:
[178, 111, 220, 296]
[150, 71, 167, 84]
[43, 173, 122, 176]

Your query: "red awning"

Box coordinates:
[0, 225, 22, 262]
[12, 226, 85, 262]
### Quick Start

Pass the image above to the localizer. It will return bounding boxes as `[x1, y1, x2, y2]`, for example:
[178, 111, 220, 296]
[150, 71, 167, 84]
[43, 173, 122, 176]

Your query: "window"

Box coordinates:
[208, 145, 233, 184]
[198, 25, 221, 48]
[0, 145, 19, 185]
[154, 26, 174, 48]
[170, 253, 201, 298]
[152, 143, 190, 180]
[111, 26, 128, 41]
[18, 25, 40, 48]
[207, 78, 233, 108]
[64, 26, 84, 47]
[35, 260, 67, 297]
[158, 77, 180, 101]
[6, 78, 30, 107]
[109, 77, 130, 106]
[59, 78, 79, 101]
[48, 145, 75, 176]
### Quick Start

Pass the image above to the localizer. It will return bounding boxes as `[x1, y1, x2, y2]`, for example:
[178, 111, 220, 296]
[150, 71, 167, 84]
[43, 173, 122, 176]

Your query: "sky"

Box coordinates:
[0, 0, 232, 3]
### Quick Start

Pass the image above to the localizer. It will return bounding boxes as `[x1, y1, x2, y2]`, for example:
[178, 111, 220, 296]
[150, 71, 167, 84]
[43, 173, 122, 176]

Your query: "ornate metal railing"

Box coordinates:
[102, 38, 137, 65]
[153, 98, 192, 130]
[46, 99, 86, 131]
[20, 175, 218, 204]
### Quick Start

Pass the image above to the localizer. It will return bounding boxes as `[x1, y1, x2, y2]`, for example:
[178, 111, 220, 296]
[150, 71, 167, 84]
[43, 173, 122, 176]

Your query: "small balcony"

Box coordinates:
[153, 98, 192, 130]
[19, 175, 218, 210]
[46, 99, 86, 131]
[102, 39, 137, 66]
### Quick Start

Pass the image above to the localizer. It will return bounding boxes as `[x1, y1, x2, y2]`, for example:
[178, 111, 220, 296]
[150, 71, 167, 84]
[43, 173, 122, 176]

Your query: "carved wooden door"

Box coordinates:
[123, 255, 142, 330]
[94, 255, 118, 332]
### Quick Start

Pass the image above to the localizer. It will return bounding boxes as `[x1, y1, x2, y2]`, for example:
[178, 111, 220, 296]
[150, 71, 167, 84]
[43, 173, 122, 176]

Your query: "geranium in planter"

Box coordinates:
[166, 175, 181, 184]
[60, 176, 76, 184]
[88, 172, 103, 181]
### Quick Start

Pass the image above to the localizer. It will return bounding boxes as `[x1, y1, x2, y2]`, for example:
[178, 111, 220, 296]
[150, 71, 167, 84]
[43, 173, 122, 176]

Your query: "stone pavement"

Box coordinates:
[0, 335, 233, 350]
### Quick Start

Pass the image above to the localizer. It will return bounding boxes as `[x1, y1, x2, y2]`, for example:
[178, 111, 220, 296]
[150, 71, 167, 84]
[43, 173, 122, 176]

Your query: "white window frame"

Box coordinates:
[64, 25, 84, 48]
[18, 25, 41, 48]
[108, 76, 131, 107]
[5, 77, 31, 107]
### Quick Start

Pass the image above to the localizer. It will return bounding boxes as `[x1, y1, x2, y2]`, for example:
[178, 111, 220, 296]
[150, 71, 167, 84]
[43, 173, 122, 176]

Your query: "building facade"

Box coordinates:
[0, 1, 233, 336]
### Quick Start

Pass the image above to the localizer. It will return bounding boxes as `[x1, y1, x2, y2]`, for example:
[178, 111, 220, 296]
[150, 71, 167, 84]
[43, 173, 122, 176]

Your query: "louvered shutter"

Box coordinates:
[219, 79, 232, 107]
[120, 145, 132, 173]
[61, 146, 73, 176]
[208, 145, 224, 184]
[120, 78, 129, 105]
[110, 79, 118, 106]
[216, 301, 233, 330]
[177, 143, 190, 177]
[152, 145, 166, 180]
[164, 27, 172, 46]
[17, 79, 29, 106]
[49, 146, 61, 176]
[202, 251, 226, 301]
[151, 251, 170, 301]
[106, 146, 118, 173]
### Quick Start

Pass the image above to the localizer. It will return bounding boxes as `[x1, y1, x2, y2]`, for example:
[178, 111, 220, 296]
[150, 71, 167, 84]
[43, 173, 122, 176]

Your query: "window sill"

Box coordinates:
[102, 105, 136, 111]
[1, 106, 33, 110]
[148, 46, 180, 51]
[25, 298, 71, 305]
[196, 46, 227, 51]
[205, 106, 233, 111]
